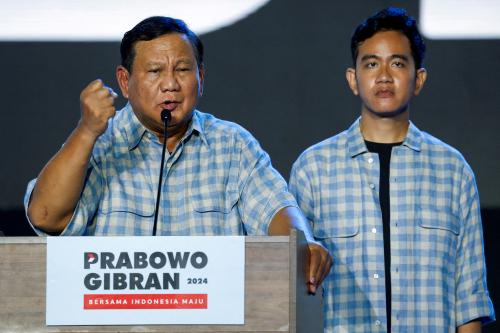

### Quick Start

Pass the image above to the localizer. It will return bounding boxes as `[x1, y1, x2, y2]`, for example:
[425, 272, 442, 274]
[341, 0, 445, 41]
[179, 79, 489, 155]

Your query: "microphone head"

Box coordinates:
[161, 109, 172, 123]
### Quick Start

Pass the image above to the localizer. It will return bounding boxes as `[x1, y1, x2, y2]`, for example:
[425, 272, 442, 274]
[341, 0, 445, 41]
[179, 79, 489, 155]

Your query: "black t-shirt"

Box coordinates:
[365, 140, 402, 332]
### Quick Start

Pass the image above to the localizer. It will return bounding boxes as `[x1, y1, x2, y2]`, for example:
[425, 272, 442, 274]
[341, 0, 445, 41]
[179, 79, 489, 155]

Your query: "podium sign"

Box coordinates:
[46, 236, 245, 325]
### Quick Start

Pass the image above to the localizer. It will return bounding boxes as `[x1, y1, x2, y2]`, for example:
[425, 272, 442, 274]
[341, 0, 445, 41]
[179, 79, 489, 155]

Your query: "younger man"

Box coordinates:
[290, 7, 495, 332]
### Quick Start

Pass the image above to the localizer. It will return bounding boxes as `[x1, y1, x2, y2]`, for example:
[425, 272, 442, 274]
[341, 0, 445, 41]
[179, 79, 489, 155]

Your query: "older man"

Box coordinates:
[25, 16, 331, 293]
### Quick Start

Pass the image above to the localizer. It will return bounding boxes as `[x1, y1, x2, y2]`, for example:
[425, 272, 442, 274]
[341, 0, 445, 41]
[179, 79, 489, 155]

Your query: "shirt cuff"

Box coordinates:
[456, 292, 496, 326]
[264, 190, 299, 233]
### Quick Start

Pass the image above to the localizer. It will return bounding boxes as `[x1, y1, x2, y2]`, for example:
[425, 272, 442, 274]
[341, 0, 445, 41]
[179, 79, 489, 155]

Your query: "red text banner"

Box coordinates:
[84, 293, 208, 309]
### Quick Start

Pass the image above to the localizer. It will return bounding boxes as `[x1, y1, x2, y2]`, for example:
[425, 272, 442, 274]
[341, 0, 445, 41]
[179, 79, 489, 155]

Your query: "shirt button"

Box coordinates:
[371, 228, 377, 233]
[373, 273, 379, 279]
[375, 320, 381, 326]
[368, 157, 374, 164]
[369, 183, 375, 189]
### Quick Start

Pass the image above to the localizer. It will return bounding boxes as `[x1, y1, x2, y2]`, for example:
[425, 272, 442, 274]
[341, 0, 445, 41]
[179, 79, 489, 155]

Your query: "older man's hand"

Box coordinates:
[307, 240, 332, 294]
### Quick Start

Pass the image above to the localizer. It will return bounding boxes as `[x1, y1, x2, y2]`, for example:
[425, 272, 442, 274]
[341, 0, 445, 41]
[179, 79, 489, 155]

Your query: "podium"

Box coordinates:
[0, 229, 323, 332]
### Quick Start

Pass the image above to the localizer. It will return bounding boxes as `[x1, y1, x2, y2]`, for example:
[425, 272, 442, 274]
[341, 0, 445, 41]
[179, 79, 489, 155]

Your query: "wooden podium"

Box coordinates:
[0, 230, 323, 333]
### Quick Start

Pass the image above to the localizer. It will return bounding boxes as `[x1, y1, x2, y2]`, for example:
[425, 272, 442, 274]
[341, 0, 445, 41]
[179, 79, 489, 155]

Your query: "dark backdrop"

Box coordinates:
[0, 0, 498, 330]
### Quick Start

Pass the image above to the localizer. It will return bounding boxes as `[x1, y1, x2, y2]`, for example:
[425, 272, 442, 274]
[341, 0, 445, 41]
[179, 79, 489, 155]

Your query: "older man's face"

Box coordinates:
[118, 32, 204, 140]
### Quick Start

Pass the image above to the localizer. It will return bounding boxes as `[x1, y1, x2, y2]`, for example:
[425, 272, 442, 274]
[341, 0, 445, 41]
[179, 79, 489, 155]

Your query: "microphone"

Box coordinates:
[161, 109, 171, 123]
[152, 109, 171, 236]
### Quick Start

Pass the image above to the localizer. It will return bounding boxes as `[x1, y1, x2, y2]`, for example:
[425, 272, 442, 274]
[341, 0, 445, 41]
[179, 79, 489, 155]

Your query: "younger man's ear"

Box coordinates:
[346, 68, 359, 96]
[414, 68, 427, 96]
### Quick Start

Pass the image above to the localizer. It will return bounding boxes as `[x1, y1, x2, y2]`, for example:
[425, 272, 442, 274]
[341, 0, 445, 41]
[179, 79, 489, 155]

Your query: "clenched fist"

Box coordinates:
[79, 79, 118, 139]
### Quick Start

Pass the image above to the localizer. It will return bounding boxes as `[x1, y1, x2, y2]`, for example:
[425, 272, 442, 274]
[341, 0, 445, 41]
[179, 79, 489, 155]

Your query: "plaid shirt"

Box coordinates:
[289, 118, 495, 332]
[25, 104, 296, 236]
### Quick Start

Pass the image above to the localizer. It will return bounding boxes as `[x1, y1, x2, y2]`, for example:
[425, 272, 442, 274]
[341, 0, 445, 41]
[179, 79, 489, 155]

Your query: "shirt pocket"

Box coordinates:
[416, 207, 460, 267]
[99, 202, 155, 217]
[312, 213, 359, 268]
[190, 186, 239, 214]
[99, 177, 155, 217]
[418, 208, 460, 235]
[312, 212, 360, 239]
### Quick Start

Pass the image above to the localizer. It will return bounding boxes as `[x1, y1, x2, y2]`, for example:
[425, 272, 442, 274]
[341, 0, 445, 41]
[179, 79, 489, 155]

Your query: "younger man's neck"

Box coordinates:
[360, 111, 409, 143]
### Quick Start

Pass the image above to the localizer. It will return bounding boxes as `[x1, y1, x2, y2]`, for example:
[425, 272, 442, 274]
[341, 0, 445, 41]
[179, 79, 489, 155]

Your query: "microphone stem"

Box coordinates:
[152, 120, 168, 236]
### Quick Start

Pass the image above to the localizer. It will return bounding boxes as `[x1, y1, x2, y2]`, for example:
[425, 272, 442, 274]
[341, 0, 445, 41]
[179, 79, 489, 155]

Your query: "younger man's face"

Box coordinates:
[346, 30, 426, 118]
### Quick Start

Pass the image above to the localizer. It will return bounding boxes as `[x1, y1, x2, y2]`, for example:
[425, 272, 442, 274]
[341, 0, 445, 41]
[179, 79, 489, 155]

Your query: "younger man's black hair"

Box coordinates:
[351, 7, 426, 69]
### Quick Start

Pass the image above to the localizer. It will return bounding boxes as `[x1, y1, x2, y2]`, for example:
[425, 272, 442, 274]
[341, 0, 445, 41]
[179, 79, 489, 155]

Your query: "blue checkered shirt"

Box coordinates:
[25, 104, 296, 236]
[289, 118, 495, 332]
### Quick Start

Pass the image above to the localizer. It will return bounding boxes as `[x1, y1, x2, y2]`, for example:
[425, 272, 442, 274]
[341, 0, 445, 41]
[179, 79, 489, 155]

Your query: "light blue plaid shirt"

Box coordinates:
[25, 104, 297, 236]
[289, 118, 495, 332]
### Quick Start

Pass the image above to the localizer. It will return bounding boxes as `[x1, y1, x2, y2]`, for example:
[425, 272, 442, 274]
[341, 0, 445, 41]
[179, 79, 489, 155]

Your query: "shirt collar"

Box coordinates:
[346, 118, 368, 157]
[346, 117, 423, 157]
[402, 121, 422, 152]
[188, 110, 208, 146]
[120, 103, 147, 150]
[122, 104, 208, 150]
[173, 110, 208, 148]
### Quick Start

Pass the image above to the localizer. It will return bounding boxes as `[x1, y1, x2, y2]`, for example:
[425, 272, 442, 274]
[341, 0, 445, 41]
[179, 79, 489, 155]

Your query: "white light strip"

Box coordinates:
[0, 0, 271, 41]
[420, 0, 500, 39]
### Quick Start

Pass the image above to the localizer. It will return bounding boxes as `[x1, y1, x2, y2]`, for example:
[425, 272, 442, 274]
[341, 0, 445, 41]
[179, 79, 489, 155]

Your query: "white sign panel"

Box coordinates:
[46, 236, 245, 325]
